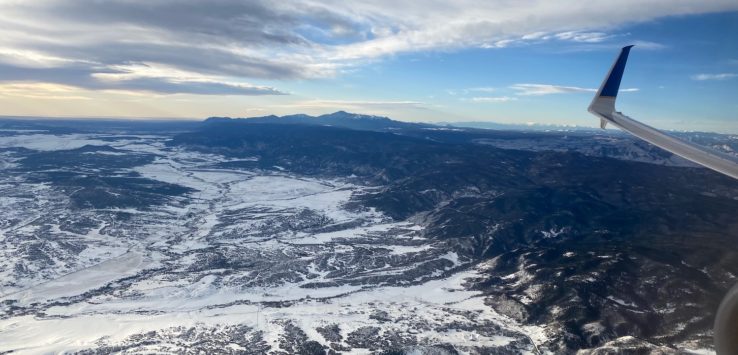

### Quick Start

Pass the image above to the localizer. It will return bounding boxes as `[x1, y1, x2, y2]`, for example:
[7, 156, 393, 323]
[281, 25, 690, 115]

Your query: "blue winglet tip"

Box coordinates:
[600, 45, 635, 97]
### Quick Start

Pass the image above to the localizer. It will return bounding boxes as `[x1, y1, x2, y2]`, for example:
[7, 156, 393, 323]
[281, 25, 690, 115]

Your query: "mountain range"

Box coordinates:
[0, 112, 736, 353]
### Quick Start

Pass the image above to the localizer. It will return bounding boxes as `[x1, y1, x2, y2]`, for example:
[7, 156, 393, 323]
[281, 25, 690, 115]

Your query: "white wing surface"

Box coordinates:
[588, 46, 738, 180]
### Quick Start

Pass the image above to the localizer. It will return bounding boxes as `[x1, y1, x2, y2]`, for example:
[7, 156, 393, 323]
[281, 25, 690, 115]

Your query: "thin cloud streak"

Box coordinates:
[282, 99, 429, 110]
[512, 84, 595, 95]
[691, 73, 737, 81]
[466, 96, 517, 103]
[511, 84, 639, 95]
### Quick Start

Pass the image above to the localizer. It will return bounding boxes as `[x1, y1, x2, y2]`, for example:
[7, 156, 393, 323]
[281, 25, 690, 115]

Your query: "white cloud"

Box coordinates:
[467, 87, 497, 93]
[0, 82, 91, 100]
[630, 40, 668, 50]
[521, 32, 548, 40]
[320, 1, 734, 60]
[554, 31, 612, 43]
[480, 39, 517, 49]
[0, 48, 92, 68]
[447, 87, 496, 96]
[511, 84, 595, 95]
[511, 84, 639, 95]
[285, 99, 428, 110]
[467, 96, 517, 103]
[553, 40, 667, 52]
[691, 73, 738, 81]
[90, 62, 284, 95]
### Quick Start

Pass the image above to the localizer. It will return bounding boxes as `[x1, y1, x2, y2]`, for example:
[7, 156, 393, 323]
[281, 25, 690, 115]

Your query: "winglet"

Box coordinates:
[588, 45, 634, 122]
[599, 45, 634, 98]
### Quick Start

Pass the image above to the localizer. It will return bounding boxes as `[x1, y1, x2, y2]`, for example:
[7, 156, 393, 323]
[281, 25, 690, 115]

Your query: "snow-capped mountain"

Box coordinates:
[205, 111, 432, 132]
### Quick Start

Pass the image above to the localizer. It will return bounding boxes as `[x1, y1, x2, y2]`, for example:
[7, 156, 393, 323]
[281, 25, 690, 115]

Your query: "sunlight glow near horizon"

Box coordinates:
[0, 1, 736, 132]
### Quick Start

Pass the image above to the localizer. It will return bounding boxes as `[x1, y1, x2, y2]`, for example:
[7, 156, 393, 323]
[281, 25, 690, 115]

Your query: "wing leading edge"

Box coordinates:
[588, 46, 738, 180]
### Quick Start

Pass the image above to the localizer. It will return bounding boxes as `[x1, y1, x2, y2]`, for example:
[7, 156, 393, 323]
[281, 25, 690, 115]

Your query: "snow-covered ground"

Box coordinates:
[0, 132, 548, 353]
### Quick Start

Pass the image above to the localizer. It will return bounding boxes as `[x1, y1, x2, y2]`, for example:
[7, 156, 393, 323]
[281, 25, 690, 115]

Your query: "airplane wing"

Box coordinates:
[588, 45, 738, 180]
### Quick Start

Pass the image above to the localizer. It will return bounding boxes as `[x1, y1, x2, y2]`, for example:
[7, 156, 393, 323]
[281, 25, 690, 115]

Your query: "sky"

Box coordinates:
[0, 1, 737, 132]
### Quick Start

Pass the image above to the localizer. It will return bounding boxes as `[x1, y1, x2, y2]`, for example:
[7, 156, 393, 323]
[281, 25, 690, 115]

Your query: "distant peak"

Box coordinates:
[200, 110, 424, 132]
[204, 116, 232, 122]
[248, 114, 280, 120]
[322, 111, 390, 121]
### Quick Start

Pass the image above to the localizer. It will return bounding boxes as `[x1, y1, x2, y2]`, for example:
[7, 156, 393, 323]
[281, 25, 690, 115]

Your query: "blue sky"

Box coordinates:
[0, 1, 736, 132]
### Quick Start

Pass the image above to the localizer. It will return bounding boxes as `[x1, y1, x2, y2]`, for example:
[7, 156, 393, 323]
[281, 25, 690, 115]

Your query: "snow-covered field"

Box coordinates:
[0, 132, 547, 353]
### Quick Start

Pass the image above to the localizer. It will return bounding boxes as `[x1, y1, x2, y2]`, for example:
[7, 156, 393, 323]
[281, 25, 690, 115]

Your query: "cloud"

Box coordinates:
[511, 84, 596, 95]
[466, 96, 517, 103]
[285, 99, 428, 110]
[691, 73, 738, 81]
[0, 0, 735, 95]
[0, 61, 284, 96]
[511, 84, 639, 95]
[319, 1, 734, 60]
[447, 87, 496, 96]
[467, 87, 497, 93]
[629, 40, 668, 50]
[90, 63, 285, 95]
[0, 82, 92, 100]
[554, 31, 612, 43]
[554, 40, 667, 53]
